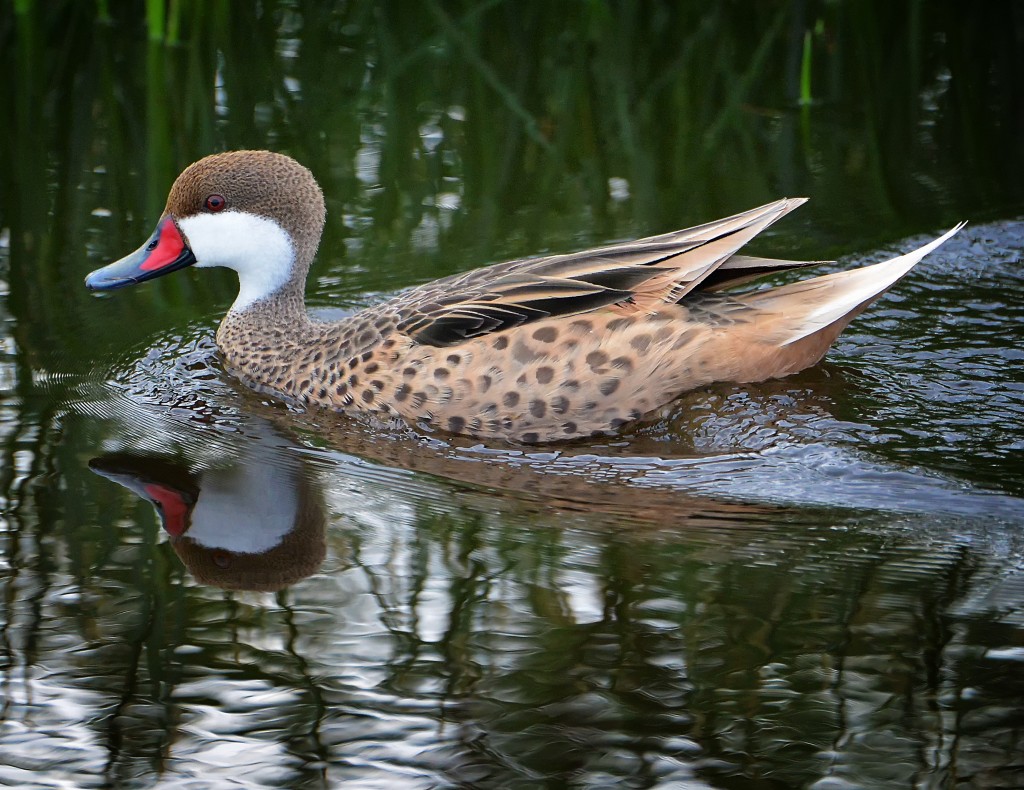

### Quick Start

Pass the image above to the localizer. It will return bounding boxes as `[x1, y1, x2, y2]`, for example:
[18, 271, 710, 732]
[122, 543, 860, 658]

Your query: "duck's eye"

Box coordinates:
[204, 194, 226, 212]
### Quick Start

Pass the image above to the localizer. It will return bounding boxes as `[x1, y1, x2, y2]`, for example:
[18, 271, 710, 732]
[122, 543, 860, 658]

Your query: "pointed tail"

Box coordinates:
[747, 222, 966, 346]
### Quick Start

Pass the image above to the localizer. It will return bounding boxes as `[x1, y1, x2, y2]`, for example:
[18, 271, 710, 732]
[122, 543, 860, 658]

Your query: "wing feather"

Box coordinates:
[395, 198, 814, 347]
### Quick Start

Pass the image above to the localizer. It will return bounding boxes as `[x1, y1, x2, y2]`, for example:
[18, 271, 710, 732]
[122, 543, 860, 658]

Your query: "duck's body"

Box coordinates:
[86, 151, 962, 443]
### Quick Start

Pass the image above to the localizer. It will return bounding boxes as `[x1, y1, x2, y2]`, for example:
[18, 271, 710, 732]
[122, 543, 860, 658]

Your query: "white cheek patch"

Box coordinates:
[178, 211, 295, 313]
[185, 462, 299, 555]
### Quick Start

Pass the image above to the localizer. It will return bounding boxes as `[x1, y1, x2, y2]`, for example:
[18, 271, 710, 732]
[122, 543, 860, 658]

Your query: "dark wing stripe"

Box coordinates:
[404, 302, 546, 347]
[698, 257, 829, 292]
[718, 255, 828, 271]
[576, 267, 661, 291]
[400, 288, 631, 347]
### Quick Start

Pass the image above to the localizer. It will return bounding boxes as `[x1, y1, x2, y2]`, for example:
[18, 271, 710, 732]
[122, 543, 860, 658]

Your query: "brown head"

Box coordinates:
[166, 150, 325, 263]
[85, 150, 326, 313]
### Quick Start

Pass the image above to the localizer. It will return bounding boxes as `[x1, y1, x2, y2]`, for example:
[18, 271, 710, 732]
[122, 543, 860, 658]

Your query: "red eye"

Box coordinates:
[205, 194, 226, 212]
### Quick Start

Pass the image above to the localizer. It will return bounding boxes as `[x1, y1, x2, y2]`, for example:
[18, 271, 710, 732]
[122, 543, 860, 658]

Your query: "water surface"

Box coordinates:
[1, 3, 1023, 788]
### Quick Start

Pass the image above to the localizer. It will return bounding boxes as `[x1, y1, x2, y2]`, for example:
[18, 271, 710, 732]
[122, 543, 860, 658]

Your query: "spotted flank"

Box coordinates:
[85, 150, 964, 443]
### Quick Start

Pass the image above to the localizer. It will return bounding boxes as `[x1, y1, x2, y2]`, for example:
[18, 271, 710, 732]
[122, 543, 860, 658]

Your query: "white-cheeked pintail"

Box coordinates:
[85, 150, 963, 443]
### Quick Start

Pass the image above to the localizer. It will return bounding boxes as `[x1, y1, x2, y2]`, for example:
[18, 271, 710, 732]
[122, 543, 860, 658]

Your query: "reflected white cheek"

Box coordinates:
[185, 463, 299, 554]
[178, 211, 294, 313]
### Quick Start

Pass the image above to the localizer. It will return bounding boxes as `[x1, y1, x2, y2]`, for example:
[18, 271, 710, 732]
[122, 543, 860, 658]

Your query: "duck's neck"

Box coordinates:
[226, 277, 310, 329]
[214, 271, 373, 399]
[215, 275, 315, 385]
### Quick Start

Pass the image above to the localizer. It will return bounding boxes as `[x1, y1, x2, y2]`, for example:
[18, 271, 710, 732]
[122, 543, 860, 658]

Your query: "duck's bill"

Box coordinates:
[85, 215, 196, 291]
[89, 454, 198, 536]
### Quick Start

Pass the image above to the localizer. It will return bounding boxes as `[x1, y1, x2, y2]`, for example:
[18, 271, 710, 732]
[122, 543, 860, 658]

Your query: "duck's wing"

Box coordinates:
[396, 198, 817, 347]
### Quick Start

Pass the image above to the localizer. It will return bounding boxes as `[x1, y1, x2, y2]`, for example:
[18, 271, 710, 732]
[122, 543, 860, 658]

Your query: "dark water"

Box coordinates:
[2, 3, 1024, 788]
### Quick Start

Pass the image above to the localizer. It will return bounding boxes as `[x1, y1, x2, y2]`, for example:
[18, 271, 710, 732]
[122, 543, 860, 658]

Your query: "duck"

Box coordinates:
[85, 150, 963, 443]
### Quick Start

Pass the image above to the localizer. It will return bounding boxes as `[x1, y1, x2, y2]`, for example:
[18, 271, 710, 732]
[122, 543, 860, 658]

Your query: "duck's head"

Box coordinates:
[85, 150, 326, 312]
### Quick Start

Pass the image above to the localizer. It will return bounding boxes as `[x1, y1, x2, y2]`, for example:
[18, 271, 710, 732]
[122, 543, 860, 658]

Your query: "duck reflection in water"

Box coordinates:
[89, 451, 326, 592]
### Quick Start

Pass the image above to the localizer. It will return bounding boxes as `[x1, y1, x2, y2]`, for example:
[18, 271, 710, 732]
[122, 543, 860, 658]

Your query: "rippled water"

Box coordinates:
[3, 219, 1024, 788]
[4, 3, 1024, 787]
